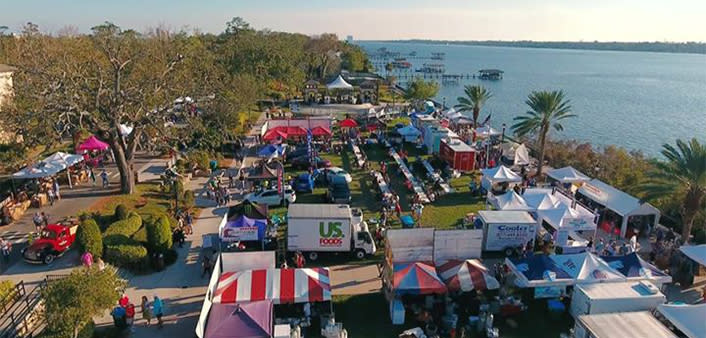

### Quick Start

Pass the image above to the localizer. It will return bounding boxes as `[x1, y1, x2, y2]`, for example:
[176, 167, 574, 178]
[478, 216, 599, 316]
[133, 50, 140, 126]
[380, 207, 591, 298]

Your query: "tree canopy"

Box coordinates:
[404, 77, 440, 101]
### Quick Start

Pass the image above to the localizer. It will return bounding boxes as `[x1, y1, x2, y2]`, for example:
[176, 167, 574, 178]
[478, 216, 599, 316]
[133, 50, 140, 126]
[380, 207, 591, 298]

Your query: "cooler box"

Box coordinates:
[400, 215, 415, 228]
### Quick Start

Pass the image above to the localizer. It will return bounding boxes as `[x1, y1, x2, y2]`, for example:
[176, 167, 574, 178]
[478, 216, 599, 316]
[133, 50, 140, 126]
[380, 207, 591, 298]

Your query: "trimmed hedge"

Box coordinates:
[132, 226, 148, 243]
[146, 215, 173, 253]
[104, 238, 148, 271]
[182, 190, 195, 211]
[76, 219, 103, 258]
[114, 204, 129, 222]
[103, 212, 142, 238]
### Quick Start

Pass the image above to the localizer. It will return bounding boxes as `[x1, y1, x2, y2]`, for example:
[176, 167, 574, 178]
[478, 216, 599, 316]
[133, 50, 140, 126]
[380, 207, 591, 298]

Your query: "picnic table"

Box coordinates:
[372, 171, 390, 195]
[351, 143, 366, 168]
[387, 147, 431, 204]
[422, 160, 454, 194]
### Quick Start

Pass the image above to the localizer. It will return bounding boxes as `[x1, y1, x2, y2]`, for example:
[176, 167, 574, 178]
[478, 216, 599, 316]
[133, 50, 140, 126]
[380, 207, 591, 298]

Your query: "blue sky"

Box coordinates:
[2, 0, 705, 41]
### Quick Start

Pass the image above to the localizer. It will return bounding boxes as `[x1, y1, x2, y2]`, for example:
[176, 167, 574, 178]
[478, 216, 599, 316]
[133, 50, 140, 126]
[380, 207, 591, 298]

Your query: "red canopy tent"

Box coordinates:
[339, 119, 358, 128]
[285, 126, 308, 137]
[436, 259, 500, 292]
[78, 135, 110, 151]
[262, 129, 288, 142]
[392, 262, 447, 295]
[212, 268, 331, 304]
[310, 126, 332, 137]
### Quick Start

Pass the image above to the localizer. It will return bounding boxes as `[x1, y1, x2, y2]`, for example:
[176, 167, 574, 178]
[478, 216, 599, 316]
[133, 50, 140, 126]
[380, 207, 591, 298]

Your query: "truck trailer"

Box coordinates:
[570, 281, 666, 318]
[478, 210, 538, 256]
[287, 204, 376, 261]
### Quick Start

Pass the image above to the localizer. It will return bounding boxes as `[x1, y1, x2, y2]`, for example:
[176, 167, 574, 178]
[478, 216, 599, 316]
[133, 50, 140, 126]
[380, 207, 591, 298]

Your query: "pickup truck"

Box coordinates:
[21, 223, 78, 264]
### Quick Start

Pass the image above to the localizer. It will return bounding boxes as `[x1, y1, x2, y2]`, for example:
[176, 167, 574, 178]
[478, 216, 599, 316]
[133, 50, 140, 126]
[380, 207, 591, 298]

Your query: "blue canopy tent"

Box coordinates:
[221, 215, 267, 242]
[258, 144, 286, 159]
[505, 254, 573, 287]
[601, 252, 672, 286]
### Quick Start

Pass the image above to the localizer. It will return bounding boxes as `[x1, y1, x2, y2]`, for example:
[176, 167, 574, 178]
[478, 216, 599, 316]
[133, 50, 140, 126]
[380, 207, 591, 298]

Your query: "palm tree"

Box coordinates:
[640, 138, 706, 243]
[512, 90, 575, 179]
[454, 85, 492, 128]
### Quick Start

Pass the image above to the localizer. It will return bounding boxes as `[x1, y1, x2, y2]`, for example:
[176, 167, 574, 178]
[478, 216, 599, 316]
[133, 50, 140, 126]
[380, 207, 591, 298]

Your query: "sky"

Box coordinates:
[2, 0, 705, 42]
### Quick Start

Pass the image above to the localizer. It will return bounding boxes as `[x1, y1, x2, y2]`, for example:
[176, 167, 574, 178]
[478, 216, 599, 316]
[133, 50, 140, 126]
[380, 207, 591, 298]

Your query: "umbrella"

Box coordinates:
[436, 259, 500, 292]
[285, 126, 308, 137]
[310, 126, 332, 136]
[339, 119, 358, 128]
[263, 129, 287, 142]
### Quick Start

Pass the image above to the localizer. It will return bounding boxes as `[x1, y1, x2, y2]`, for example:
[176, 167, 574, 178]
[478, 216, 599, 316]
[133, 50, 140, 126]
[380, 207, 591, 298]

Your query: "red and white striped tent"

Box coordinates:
[212, 268, 331, 304]
[436, 259, 500, 292]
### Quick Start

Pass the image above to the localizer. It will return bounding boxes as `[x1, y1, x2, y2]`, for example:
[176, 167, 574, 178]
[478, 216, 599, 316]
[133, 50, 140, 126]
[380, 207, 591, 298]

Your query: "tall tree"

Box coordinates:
[42, 267, 126, 338]
[639, 138, 706, 243]
[454, 85, 492, 128]
[512, 90, 575, 179]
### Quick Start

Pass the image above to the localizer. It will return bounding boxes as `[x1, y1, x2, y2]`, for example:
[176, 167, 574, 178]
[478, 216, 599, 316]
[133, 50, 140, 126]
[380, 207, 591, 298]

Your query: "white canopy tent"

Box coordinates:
[679, 245, 706, 267]
[481, 165, 523, 191]
[488, 191, 532, 211]
[326, 75, 353, 90]
[523, 190, 561, 211]
[13, 152, 85, 188]
[656, 303, 706, 338]
[548, 166, 591, 184]
[513, 144, 530, 166]
[538, 205, 597, 232]
[397, 125, 421, 143]
[578, 179, 661, 238]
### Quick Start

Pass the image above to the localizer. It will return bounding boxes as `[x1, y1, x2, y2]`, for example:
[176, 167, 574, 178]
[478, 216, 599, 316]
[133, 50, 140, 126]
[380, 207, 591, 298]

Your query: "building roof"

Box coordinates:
[0, 64, 17, 73]
[442, 138, 474, 152]
[576, 281, 663, 300]
[578, 179, 660, 217]
[578, 312, 676, 338]
[478, 210, 535, 224]
[287, 204, 351, 219]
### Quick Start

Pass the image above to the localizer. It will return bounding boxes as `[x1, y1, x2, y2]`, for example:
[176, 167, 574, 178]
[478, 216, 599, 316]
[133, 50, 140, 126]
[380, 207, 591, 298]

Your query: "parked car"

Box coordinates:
[244, 186, 296, 206]
[326, 176, 351, 204]
[290, 156, 331, 169]
[294, 173, 315, 193]
[325, 167, 352, 183]
[21, 223, 78, 264]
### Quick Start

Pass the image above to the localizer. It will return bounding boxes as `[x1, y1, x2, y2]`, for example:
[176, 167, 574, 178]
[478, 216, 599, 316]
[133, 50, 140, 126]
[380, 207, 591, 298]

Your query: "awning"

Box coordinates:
[679, 245, 706, 267]
[601, 253, 672, 284]
[657, 303, 706, 338]
[262, 129, 287, 142]
[326, 75, 353, 89]
[578, 179, 660, 217]
[78, 135, 110, 151]
[578, 311, 677, 338]
[213, 268, 331, 304]
[436, 259, 499, 292]
[205, 301, 272, 338]
[392, 262, 447, 295]
[523, 190, 560, 211]
[547, 166, 591, 184]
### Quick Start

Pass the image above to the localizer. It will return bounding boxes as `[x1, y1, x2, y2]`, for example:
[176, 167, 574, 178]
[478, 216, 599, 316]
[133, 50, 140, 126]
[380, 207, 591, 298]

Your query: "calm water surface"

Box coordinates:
[359, 41, 706, 156]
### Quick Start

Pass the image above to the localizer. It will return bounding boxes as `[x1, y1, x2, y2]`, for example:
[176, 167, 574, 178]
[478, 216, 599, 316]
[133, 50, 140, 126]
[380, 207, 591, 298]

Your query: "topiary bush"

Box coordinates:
[181, 190, 195, 211]
[103, 212, 142, 238]
[114, 204, 129, 222]
[146, 215, 173, 253]
[76, 219, 103, 258]
[131, 226, 148, 244]
[104, 240, 148, 271]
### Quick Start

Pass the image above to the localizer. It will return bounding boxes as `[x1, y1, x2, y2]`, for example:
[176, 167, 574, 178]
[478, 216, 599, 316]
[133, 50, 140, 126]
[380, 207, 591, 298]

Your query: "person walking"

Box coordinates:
[41, 212, 49, 227]
[89, 167, 96, 186]
[33, 212, 43, 233]
[152, 295, 164, 328]
[100, 169, 109, 188]
[47, 188, 55, 206]
[141, 296, 153, 326]
[201, 255, 211, 277]
[52, 179, 61, 200]
[185, 213, 193, 234]
[1, 238, 11, 264]
[81, 251, 93, 268]
[125, 302, 136, 332]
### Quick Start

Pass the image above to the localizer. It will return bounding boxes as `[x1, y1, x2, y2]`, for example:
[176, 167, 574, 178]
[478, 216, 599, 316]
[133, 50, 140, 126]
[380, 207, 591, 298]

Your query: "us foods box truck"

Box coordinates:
[478, 210, 538, 256]
[570, 281, 666, 318]
[287, 204, 376, 261]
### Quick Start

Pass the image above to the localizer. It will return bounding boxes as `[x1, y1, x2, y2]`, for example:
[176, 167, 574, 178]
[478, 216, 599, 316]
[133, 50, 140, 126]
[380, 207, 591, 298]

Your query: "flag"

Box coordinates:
[481, 114, 491, 126]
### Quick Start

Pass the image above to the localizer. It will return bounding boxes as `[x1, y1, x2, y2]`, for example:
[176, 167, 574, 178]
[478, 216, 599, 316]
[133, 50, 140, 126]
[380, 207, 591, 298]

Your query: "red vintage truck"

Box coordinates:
[21, 223, 78, 264]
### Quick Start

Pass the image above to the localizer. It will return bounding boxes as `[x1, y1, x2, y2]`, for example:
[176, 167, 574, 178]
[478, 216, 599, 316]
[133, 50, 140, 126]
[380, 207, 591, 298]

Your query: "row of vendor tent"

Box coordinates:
[197, 251, 333, 338]
[262, 125, 333, 141]
[501, 142, 530, 166]
[505, 252, 671, 288]
[489, 188, 597, 230]
[396, 124, 421, 142]
[78, 135, 110, 151]
[482, 165, 592, 191]
[575, 303, 706, 338]
[391, 260, 500, 295]
[12, 151, 86, 188]
[219, 201, 269, 242]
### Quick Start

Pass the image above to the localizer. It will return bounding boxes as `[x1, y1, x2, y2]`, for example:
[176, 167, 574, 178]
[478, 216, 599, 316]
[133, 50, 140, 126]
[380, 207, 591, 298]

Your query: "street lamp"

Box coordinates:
[501, 123, 506, 143]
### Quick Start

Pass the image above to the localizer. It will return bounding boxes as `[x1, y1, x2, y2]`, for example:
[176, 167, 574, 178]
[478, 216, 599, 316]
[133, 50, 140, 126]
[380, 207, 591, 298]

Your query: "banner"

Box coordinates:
[222, 226, 260, 242]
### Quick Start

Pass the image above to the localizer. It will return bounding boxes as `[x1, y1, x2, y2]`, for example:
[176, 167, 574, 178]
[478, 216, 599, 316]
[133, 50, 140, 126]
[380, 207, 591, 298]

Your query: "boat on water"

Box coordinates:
[391, 60, 412, 69]
[431, 52, 446, 60]
[478, 69, 504, 80]
[415, 63, 445, 73]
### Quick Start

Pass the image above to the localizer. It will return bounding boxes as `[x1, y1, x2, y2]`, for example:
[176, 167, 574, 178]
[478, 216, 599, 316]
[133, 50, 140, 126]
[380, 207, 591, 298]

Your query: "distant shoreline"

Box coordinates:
[360, 40, 706, 55]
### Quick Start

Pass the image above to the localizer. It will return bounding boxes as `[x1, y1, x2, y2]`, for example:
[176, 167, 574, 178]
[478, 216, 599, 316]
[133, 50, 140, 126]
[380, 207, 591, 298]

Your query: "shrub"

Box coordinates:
[0, 280, 18, 309]
[164, 249, 178, 266]
[103, 212, 142, 238]
[188, 150, 211, 171]
[114, 204, 129, 222]
[693, 228, 706, 245]
[76, 219, 103, 258]
[146, 215, 173, 253]
[104, 242, 148, 270]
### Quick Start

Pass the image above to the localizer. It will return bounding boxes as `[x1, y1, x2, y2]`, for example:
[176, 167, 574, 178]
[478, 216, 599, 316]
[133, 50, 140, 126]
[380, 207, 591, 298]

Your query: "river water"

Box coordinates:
[359, 41, 706, 156]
